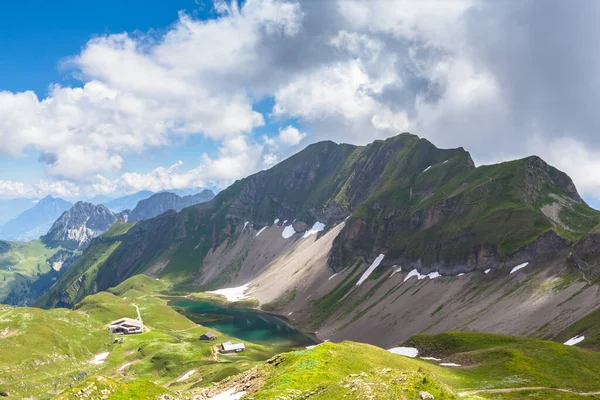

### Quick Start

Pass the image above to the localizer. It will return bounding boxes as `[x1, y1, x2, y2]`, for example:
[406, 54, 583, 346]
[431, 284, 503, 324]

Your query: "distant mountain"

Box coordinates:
[41, 202, 126, 250]
[86, 194, 114, 204]
[0, 198, 39, 225]
[0, 196, 72, 242]
[103, 190, 154, 212]
[162, 187, 216, 197]
[128, 189, 215, 222]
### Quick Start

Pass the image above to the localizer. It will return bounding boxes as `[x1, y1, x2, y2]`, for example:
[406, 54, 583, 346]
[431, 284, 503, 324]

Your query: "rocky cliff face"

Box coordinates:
[37, 133, 600, 309]
[128, 189, 215, 222]
[41, 202, 121, 250]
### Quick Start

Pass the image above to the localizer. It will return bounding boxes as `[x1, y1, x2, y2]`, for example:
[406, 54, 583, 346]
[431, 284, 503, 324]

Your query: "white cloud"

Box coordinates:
[0, 0, 304, 181]
[1, 0, 600, 203]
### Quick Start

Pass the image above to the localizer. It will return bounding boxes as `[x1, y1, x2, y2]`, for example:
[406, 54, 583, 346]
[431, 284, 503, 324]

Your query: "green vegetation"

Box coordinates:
[37, 240, 123, 308]
[555, 308, 600, 351]
[0, 275, 280, 399]
[55, 376, 176, 400]
[6, 275, 600, 399]
[0, 240, 60, 303]
[404, 332, 600, 394]
[210, 341, 458, 399]
[101, 220, 136, 238]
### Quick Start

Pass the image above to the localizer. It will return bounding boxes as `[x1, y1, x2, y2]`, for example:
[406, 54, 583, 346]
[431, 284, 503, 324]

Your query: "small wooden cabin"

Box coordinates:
[200, 332, 217, 341]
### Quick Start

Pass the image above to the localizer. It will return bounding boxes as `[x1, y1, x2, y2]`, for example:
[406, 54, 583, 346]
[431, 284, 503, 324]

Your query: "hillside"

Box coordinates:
[36, 133, 600, 348]
[0, 195, 72, 242]
[7, 276, 600, 399]
[0, 240, 60, 305]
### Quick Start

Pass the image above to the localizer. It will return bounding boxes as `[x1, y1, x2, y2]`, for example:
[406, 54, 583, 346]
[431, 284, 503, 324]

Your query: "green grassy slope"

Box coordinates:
[404, 332, 600, 396]
[1, 275, 279, 399]
[7, 276, 600, 399]
[198, 332, 600, 400]
[555, 308, 600, 351]
[0, 240, 59, 302]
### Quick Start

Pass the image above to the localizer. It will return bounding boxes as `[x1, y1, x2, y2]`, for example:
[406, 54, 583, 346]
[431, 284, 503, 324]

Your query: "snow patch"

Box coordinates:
[283, 220, 288, 224]
[90, 352, 110, 365]
[443, 160, 449, 164]
[255, 227, 267, 237]
[457, 273, 465, 277]
[328, 273, 338, 281]
[564, 335, 585, 346]
[303, 221, 326, 238]
[387, 347, 418, 358]
[288, 312, 293, 316]
[274, 219, 280, 225]
[356, 254, 385, 285]
[404, 269, 424, 282]
[427, 272, 441, 279]
[209, 389, 247, 400]
[119, 362, 132, 371]
[421, 357, 442, 361]
[390, 266, 402, 278]
[282, 225, 296, 239]
[176, 369, 196, 382]
[484, 269, 491, 274]
[440, 363, 461, 367]
[422, 166, 431, 173]
[208, 284, 250, 302]
[510, 262, 529, 274]
[243, 221, 249, 231]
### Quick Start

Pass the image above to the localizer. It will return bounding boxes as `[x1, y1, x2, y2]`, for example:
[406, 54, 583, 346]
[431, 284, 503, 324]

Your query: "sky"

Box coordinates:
[0, 0, 599, 208]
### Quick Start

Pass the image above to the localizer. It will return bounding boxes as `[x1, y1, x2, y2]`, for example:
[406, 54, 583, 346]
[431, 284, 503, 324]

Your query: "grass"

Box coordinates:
[55, 376, 176, 400]
[0, 240, 60, 302]
[404, 332, 600, 393]
[0, 275, 281, 399]
[555, 308, 600, 351]
[219, 341, 459, 400]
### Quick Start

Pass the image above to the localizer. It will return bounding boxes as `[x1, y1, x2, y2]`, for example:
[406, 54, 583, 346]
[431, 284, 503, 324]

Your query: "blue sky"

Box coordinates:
[0, 0, 599, 208]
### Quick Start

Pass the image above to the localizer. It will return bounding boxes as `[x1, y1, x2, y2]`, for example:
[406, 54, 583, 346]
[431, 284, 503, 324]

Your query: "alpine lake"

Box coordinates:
[167, 297, 318, 349]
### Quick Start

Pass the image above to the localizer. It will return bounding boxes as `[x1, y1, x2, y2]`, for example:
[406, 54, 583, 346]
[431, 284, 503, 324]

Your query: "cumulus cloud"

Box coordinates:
[0, 0, 303, 181]
[1, 0, 600, 203]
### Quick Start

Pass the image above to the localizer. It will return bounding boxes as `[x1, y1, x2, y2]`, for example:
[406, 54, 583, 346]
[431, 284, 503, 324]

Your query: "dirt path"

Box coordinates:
[133, 303, 144, 332]
[211, 345, 219, 361]
[459, 387, 600, 397]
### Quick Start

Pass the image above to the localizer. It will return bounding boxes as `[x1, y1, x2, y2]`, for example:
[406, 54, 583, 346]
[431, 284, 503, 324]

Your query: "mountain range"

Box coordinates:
[0, 196, 72, 242]
[102, 190, 154, 212]
[127, 189, 215, 222]
[36, 133, 600, 350]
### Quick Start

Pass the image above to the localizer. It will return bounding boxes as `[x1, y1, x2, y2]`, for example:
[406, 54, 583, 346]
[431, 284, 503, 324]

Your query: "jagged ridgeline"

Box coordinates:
[37, 133, 600, 308]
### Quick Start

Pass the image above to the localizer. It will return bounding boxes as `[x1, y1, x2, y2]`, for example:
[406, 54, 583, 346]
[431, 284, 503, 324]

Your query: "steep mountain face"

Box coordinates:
[0, 196, 72, 242]
[37, 134, 600, 346]
[127, 189, 215, 222]
[40, 202, 125, 250]
[103, 190, 154, 212]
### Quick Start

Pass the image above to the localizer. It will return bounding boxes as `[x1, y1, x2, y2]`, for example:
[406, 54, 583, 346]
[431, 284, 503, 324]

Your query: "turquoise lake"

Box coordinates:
[168, 298, 318, 348]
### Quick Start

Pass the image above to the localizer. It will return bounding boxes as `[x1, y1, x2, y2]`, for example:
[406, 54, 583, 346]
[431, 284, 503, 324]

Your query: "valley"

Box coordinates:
[3, 133, 600, 399]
